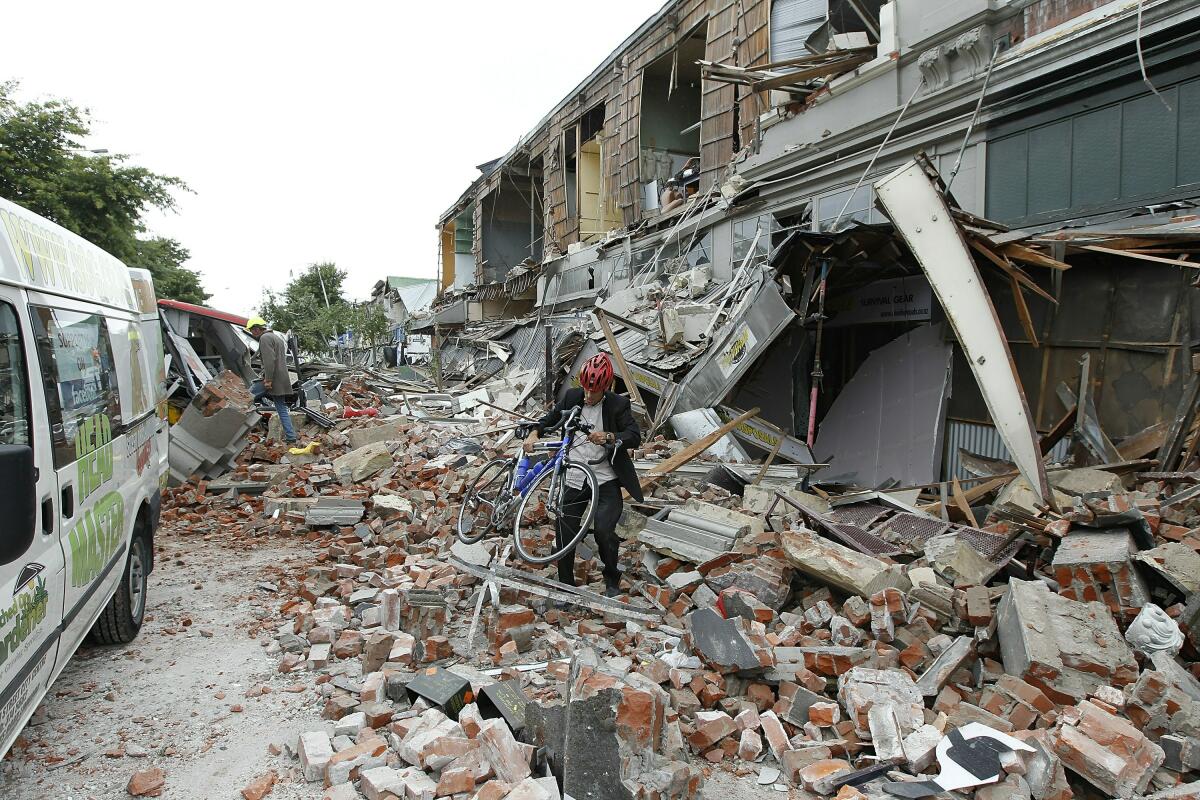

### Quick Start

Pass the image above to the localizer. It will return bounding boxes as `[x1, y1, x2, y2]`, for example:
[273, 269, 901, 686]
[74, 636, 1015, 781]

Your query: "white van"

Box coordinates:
[0, 197, 168, 758]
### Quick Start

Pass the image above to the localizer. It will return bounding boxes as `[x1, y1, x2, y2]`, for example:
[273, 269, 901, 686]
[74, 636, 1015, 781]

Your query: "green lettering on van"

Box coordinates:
[75, 413, 113, 501]
[67, 491, 124, 589]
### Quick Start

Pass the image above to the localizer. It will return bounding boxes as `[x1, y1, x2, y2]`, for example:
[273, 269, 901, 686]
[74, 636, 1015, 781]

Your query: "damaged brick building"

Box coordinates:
[426, 0, 1200, 494]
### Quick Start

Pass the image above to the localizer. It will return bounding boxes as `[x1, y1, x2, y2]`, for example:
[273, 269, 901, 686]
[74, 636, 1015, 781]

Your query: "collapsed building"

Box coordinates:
[423, 0, 1200, 496]
[134, 3, 1200, 800]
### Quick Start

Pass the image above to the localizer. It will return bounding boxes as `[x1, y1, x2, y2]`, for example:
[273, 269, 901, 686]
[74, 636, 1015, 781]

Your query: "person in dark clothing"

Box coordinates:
[525, 353, 643, 597]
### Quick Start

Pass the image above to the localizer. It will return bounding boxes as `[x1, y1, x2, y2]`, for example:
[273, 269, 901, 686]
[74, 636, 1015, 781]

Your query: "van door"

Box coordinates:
[25, 299, 129, 672]
[0, 291, 66, 754]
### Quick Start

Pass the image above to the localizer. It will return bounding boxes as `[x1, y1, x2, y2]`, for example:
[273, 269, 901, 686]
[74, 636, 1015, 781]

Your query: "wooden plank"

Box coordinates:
[594, 310, 646, 410]
[1009, 274, 1039, 348]
[921, 476, 1009, 518]
[1000, 242, 1071, 271]
[968, 237, 1057, 304]
[1076, 244, 1197, 269]
[1117, 421, 1168, 460]
[753, 436, 785, 486]
[951, 478, 980, 527]
[749, 54, 873, 92]
[640, 407, 761, 490]
[1040, 403, 1076, 455]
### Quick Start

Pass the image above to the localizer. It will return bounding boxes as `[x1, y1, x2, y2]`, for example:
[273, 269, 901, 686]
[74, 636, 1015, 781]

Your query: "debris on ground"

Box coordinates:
[140, 333, 1200, 800]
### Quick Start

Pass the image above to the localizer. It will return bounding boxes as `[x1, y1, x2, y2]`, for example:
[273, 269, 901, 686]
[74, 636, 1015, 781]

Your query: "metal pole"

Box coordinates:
[432, 320, 444, 392]
[543, 325, 553, 403]
[830, 76, 926, 231]
[946, 42, 1002, 195]
[806, 259, 831, 448]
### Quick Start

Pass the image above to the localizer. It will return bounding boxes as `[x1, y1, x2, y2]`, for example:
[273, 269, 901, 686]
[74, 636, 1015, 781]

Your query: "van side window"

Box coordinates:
[0, 302, 31, 446]
[29, 306, 123, 468]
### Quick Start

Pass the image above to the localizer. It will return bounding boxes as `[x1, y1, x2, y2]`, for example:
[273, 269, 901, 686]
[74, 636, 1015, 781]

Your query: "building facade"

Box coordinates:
[433, 0, 1200, 486]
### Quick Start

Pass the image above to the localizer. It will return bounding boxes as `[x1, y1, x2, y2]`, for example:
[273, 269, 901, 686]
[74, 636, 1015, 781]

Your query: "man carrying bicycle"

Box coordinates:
[524, 353, 643, 597]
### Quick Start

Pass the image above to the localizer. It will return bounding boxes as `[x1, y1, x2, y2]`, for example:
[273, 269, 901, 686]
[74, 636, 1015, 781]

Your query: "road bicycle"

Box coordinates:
[456, 406, 605, 564]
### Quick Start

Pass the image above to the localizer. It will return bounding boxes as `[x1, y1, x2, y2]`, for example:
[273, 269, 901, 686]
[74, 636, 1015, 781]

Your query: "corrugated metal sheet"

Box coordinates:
[770, 0, 827, 62]
[943, 420, 1071, 482]
[498, 316, 587, 374]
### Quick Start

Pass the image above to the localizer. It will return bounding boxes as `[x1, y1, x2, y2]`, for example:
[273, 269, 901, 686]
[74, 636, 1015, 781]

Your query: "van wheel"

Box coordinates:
[89, 534, 149, 645]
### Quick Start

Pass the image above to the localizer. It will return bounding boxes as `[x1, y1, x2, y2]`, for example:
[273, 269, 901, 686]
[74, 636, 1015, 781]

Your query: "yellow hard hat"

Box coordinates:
[244, 316, 268, 332]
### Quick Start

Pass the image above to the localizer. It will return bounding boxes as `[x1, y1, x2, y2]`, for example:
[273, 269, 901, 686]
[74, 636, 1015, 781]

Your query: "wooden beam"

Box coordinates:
[921, 476, 1009, 518]
[1001, 242, 1071, 271]
[640, 406, 761, 490]
[753, 436, 785, 486]
[594, 309, 645, 410]
[951, 477, 980, 527]
[968, 237, 1057, 304]
[747, 54, 874, 93]
[1040, 403, 1076, 455]
[1076, 244, 1198, 270]
[1116, 421, 1168, 460]
[1010, 274, 1039, 348]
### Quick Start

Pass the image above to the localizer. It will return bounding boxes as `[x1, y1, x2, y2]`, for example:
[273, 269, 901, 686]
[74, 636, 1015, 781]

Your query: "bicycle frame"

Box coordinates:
[513, 406, 583, 504]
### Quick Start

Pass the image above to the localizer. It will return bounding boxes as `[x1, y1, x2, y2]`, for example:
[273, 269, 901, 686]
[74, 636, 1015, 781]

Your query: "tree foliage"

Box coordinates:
[350, 303, 390, 350]
[0, 80, 207, 303]
[261, 262, 353, 354]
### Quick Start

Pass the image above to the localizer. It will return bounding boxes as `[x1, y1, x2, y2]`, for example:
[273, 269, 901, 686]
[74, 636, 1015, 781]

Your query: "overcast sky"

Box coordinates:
[1, 1, 663, 312]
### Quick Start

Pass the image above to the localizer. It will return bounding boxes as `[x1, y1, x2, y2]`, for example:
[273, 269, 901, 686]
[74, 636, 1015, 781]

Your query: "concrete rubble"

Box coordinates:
[154, 349, 1200, 800]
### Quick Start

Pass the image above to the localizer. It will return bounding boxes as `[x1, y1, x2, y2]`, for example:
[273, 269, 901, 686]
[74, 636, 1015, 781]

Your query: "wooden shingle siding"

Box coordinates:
[491, 0, 743, 255]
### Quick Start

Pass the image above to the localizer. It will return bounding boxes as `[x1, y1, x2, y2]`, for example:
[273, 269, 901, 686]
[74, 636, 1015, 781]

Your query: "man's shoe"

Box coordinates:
[604, 583, 622, 598]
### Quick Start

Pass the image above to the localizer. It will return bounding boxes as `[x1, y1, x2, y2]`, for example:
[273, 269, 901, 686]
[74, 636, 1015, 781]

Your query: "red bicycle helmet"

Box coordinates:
[579, 353, 615, 392]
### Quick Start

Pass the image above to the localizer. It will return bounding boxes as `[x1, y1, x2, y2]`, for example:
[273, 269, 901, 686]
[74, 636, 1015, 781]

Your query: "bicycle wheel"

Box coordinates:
[457, 458, 515, 544]
[512, 462, 598, 564]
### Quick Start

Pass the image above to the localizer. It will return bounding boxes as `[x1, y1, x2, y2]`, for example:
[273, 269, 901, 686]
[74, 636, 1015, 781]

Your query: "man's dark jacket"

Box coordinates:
[536, 388, 644, 502]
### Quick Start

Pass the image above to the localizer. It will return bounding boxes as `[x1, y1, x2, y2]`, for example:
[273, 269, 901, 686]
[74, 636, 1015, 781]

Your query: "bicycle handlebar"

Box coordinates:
[520, 406, 594, 439]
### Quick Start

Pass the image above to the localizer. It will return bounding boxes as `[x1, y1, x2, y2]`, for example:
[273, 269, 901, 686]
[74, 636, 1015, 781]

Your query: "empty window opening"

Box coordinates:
[481, 157, 545, 283]
[565, 104, 619, 242]
[452, 207, 474, 289]
[640, 27, 705, 211]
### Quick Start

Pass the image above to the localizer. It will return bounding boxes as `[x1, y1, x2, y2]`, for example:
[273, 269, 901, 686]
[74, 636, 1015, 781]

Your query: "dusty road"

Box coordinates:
[0, 528, 770, 800]
[0, 531, 321, 799]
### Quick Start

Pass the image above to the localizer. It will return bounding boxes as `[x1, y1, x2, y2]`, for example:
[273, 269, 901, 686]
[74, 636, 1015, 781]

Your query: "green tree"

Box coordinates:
[0, 80, 207, 303]
[350, 303, 391, 349]
[261, 262, 353, 355]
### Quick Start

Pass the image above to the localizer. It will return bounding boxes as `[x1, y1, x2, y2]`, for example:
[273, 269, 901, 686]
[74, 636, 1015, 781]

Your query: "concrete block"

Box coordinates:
[298, 730, 334, 782]
[997, 579, 1138, 705]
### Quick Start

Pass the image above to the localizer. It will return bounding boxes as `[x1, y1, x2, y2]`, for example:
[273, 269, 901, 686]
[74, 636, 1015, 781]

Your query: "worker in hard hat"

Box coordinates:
[244, 316, 297, 444]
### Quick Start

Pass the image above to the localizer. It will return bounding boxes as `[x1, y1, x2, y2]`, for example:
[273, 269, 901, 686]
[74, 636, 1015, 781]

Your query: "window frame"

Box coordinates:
[28, 304, 124, 469]
[0, 299, 34, 450]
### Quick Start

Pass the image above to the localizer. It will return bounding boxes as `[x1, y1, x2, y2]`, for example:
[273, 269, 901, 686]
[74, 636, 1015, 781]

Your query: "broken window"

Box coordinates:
[640, 26, 706, 211]
[732, 214, 780, 267]
[563, 105, 620, 243]
[480, 157, 544, 283]
[682, 230, 712, 271]
[563, 125, 578, 221]
[612, 253, 630, 282]
[452, 208, 474, 289]
[631, 244, 657, 276]
[816, 184, 886, 230]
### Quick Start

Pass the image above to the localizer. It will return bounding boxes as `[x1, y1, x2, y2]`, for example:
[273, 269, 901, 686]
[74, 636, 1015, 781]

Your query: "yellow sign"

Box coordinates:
[716, 324, 757, 378]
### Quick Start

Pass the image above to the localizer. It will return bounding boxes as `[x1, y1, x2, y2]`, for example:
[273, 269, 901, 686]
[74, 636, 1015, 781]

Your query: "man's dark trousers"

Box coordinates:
[555, 481, 623, 587]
